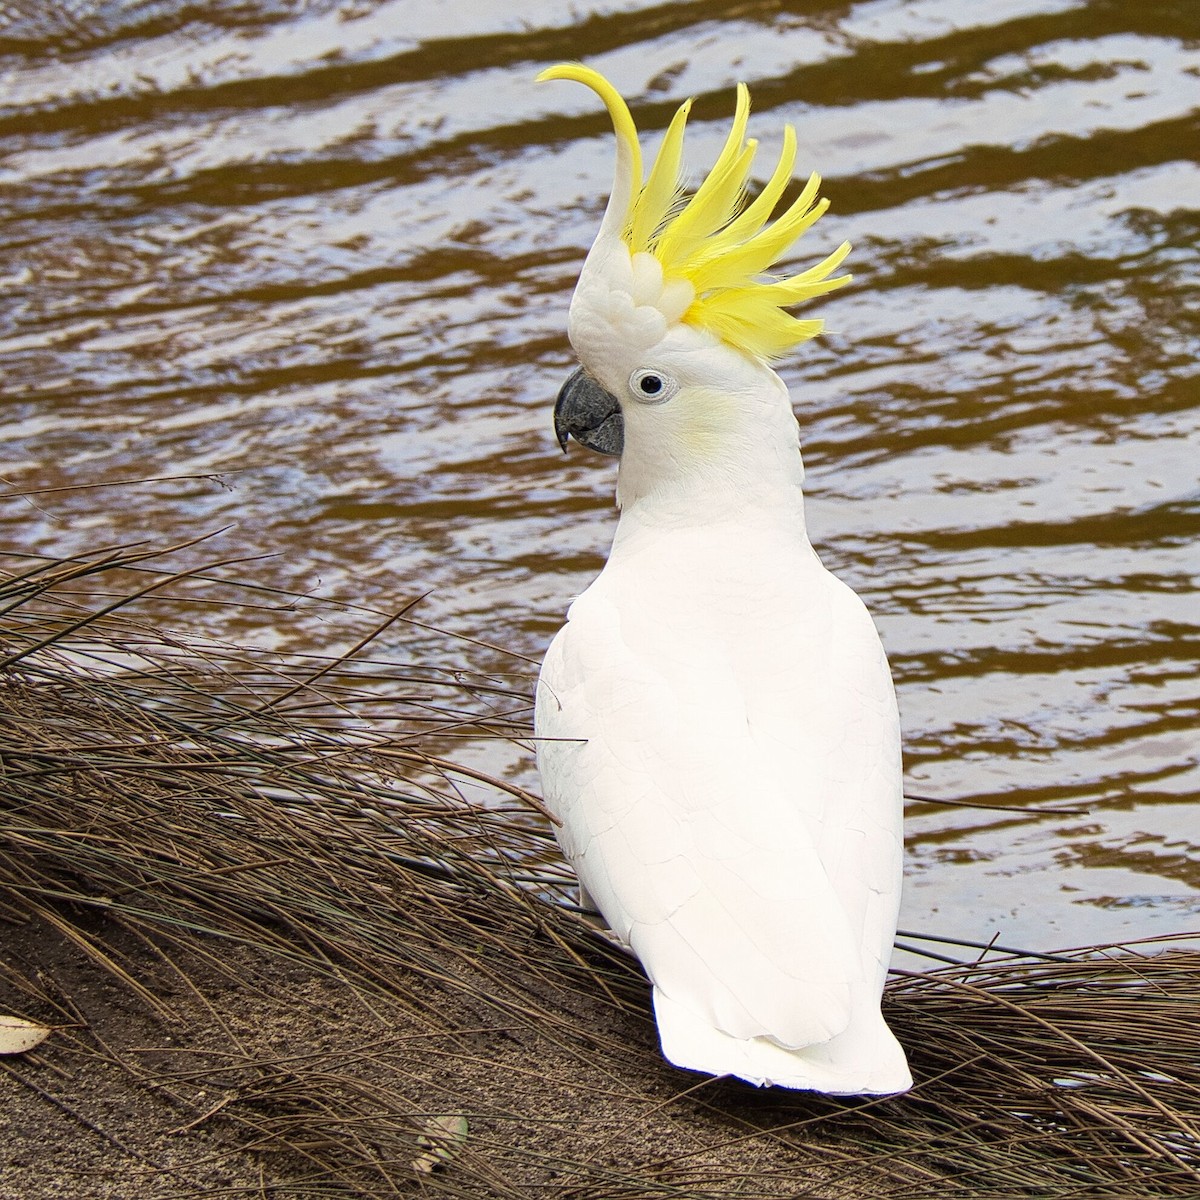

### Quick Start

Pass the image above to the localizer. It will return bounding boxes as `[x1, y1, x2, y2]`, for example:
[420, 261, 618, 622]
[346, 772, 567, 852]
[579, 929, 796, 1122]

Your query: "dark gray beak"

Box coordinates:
[553, 367, 623, 457]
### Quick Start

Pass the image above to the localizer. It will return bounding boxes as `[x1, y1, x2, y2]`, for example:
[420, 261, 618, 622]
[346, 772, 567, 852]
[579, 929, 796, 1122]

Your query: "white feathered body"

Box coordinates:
[537, 482, 911, 1093]
[534, 63, 909, 1093]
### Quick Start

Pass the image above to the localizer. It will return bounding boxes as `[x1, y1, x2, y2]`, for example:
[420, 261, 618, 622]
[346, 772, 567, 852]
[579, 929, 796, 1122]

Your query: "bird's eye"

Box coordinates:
[629, 368, 678, 405]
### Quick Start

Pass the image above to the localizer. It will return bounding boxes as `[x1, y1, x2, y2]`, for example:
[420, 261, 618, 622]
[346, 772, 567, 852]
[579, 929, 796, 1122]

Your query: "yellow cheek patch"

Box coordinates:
[538, 63, 851, 363]
[669, 389, 741, 462]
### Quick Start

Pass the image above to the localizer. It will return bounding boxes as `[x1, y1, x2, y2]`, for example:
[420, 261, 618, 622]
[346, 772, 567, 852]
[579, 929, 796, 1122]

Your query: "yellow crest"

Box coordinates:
[537, 64, 851, 363]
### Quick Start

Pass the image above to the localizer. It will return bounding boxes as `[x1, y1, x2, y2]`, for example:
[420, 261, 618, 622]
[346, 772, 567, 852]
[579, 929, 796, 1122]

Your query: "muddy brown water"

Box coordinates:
[1, 0, 1197, 962]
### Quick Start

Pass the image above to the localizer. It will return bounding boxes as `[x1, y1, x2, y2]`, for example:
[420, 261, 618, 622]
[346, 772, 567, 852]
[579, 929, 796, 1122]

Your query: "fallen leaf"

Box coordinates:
[412, 1113, 468, 1174]
[0, 1015, 51, 1055]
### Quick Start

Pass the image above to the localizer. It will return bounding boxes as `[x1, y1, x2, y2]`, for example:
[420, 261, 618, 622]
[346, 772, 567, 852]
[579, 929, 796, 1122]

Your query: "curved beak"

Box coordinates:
[553, 367, 624, 457]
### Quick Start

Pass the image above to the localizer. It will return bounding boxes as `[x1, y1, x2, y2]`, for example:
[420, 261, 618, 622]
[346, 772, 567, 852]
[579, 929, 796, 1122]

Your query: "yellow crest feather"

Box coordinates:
[540, 64, 851, 362]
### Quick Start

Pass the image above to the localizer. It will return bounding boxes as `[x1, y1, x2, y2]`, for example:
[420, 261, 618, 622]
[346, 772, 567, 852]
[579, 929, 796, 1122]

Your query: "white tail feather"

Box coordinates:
[653, 987, 912, 1095]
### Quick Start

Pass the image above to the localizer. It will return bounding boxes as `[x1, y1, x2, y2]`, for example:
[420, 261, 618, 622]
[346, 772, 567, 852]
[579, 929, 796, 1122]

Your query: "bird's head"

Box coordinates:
[540, 65, 851, 507]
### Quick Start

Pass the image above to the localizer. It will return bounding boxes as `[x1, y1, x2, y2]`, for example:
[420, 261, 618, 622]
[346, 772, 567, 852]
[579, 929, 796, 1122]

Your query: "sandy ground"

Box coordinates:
[1, 907, 872, 1200]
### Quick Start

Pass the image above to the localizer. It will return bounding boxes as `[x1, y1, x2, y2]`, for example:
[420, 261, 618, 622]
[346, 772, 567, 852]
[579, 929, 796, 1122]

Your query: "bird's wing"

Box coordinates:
[735, 567, 905, 997]
[536, 563, 900, 1049]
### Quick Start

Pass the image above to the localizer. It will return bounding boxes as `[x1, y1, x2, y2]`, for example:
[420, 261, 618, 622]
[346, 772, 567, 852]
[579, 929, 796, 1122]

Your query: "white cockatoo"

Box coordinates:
[534, 64, 911, 1095]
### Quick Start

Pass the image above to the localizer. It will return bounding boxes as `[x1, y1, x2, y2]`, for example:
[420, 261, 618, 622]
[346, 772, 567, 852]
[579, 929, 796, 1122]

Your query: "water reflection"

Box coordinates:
[1, 0, 1197, 959]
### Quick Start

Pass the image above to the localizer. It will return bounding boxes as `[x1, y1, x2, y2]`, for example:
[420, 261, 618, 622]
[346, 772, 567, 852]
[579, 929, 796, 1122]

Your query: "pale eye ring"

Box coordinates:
[629, 368, 678, 405]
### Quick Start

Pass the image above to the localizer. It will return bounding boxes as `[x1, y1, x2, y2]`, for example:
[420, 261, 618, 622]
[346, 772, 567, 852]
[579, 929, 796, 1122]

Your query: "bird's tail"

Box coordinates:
[653, 987, 912, 1095]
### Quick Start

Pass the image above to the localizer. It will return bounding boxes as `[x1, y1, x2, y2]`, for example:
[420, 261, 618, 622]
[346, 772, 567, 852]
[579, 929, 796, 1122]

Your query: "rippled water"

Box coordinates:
[1, 0, 1197, 958]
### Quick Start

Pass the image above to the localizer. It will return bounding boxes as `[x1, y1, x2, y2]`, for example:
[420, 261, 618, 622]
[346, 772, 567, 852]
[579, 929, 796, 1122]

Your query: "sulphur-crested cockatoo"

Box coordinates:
[534, 64, 911, 1095]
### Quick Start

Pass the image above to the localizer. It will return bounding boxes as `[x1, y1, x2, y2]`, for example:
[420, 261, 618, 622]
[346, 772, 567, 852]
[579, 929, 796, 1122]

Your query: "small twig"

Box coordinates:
[0, 472, 238, 499]
[895, 929, 1074, 964]
[905, 791, 1091, 817]
[169, 1090, 238, 1135]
